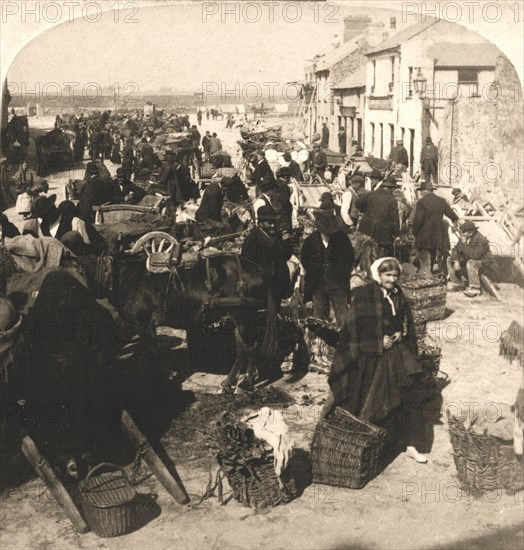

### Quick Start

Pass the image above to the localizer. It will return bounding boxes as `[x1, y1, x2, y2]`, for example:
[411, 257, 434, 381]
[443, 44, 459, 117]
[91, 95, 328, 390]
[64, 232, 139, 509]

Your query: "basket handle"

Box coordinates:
[83, 462, 131, 493]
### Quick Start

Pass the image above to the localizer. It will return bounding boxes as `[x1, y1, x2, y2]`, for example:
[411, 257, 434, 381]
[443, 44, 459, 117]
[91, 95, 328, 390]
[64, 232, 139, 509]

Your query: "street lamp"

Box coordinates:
[413, 67, 427, 98]
[413, 67, 430, 147]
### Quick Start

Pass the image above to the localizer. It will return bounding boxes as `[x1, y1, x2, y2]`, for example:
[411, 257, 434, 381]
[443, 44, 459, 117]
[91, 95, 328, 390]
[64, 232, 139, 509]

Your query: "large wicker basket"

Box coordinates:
[401, 275, 447, 324]
[310, 407, 387, 489]
[448, 414, 524, 492]
[224, 460, 298, 509]
[80, 463, 137, 537]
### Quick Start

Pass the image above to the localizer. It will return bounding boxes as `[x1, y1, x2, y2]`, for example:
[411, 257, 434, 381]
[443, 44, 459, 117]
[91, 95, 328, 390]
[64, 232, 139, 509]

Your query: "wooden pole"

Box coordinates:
[21, 436, 89, 534]
[121, 410, 190, 505]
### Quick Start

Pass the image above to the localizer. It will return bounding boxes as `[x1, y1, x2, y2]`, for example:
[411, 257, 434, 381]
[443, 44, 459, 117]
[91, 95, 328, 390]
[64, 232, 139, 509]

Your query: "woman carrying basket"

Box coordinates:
[326, 256, 428, 463]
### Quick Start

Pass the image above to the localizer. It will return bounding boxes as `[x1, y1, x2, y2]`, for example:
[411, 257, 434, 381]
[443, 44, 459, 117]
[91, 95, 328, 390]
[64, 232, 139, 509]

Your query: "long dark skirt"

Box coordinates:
[341, 342, 423, 423]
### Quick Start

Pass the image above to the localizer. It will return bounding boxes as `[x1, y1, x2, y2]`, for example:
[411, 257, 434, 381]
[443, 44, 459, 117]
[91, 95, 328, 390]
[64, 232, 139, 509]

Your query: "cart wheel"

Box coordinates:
[129, 231, 181, 262]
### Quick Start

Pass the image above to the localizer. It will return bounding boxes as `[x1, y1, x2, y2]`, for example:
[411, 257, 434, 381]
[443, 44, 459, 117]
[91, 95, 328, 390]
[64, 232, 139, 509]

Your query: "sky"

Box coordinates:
[5, 1, 522, 100]
[6, 3, 404, 96]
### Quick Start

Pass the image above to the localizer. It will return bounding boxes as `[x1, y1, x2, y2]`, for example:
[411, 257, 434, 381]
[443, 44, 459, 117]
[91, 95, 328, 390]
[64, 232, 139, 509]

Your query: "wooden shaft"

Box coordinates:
[21, 436, 89, 534]
[121, 410, 190, 504]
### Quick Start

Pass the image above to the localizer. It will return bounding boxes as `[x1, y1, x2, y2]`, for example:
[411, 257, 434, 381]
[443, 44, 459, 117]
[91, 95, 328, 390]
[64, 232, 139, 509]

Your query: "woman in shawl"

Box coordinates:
[326, 256, 428, 462]
[14, 161, 47, 218]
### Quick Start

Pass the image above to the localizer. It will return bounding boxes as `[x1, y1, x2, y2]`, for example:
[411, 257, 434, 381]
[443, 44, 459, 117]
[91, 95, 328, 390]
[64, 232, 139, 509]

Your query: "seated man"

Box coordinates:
[110, 167, 146, 204]
[447, 221, 496, 297]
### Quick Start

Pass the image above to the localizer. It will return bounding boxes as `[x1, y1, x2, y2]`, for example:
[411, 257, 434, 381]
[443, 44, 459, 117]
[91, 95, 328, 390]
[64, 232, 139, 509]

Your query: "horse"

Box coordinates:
[81, 237, 277, 393]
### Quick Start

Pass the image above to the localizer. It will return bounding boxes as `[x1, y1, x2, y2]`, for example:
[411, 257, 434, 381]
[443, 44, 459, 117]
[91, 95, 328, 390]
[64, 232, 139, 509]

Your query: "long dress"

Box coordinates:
[342, 290, 423, 423]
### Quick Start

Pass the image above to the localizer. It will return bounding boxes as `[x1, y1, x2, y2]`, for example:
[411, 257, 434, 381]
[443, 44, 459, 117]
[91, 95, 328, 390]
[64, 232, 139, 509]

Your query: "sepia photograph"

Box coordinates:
[0, 1, 523, 548]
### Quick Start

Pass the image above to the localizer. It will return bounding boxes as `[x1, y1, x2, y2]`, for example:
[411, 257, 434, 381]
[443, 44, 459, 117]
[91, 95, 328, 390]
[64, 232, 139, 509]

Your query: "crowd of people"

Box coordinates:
[0, 109, 504, 470]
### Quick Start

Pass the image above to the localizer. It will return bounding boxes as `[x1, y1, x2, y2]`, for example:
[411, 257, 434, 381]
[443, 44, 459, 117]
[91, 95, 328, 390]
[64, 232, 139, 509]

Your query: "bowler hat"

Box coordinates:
[85, 162, 99, 175]
[369, 169, 382, 180]
[283, 152, 292, 162]
[257, 205, 277, 221]
[425, 137, 432, 143]
[451, 188, 462, 196]
[116, 167, 125, 177]
[259, 175, 276, 192]
[314, 209, 341, 236]
[461, 221, 477, 232]
[381, 175, 399, 188]
[350, 174, 365, 185]
[276, 166, 292, 178]
[31, 194, 57, 219]
[417, 181, 433, 191]
[396, 139, 403, 145]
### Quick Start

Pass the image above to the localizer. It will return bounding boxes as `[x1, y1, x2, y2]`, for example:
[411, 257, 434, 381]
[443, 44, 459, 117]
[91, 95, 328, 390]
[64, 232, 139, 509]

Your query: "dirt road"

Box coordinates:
[1, 115, 523, 550]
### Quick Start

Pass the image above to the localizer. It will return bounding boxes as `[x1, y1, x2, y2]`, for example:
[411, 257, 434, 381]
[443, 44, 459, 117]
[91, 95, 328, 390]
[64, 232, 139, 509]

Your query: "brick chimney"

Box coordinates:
[343, 15, 372, 43]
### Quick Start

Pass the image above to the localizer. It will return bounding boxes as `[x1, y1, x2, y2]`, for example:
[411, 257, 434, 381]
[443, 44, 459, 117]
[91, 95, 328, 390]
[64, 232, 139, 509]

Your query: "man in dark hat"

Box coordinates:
[273, 166, 294, 235]
[121, 138, 135, 180]
[340, 174, 364, 231]
[357, 175, 400, 256]
[157, 152, 181, 201]
[283, 151, 303, 181]
[389, 139, 409, 170]
[202, 131, 211, 161]
[349, 139, 360, 159]
[300, 209, 355, 327]
[110, 167, 146, 204]
[251, 150, 275, 191]
[412, 182, 459, 275]
[420, 136, 439, 186]
[447, 221, 496, 297]
[241, 205, 293, 310]
[321, 122, 330, 149]
[451, 187, 470, 215]
[253, 174, 277, 223]
[78, 162, 105, 223]
[138, 137, 154, 171]
[311, 143, 327, 181]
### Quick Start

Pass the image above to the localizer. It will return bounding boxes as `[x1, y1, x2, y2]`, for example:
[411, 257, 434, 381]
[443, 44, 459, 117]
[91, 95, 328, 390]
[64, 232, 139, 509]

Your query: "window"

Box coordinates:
[371, 122, 375, 153]
[458, 68, 479, 96]
[389, 124, 395, 153]
[372, 60, 376, 94]
[408, 67, 413, 98]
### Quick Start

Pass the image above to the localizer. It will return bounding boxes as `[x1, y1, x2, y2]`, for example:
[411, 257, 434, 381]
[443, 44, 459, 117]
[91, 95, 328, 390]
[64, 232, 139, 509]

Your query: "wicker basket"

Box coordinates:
[402, 275, 447, 324]
[448, 414, 524, 492]
[80, 463, 137, 537]
[310, 407, 387, 489]
[225, 460, 298, 509]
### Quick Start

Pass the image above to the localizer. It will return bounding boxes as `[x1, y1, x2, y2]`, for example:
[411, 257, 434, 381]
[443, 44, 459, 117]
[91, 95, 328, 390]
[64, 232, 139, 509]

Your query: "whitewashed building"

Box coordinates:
[363, 19, 499, 174]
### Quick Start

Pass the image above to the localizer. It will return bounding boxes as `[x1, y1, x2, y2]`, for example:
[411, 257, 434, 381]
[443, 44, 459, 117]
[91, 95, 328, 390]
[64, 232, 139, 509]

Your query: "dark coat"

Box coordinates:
[202, 135, 211, 152]
[225, 175, 249, 203]
[158, 161, 179, 200]
[321, 127, 330, 148]
[271, 180, 292, 233]
[312, 150, 327, 170]
[412, 192, 458, 252]
[450, 230, 496, 269]
[252, 159, 275, 187]
[122, 145, 134, 170]
[338, 130, 347, 154]
[195, 182, 223, 222]
[241, 226, 293, 301]
[420, 143, 439, 172]
[357, 188, 400, 246]
[389, 145, 409, 167]
[109, 180, 146, 204]
[288, 160, 304, 181]
[300, 230, 355, 302]
[78, 176, 106, 223]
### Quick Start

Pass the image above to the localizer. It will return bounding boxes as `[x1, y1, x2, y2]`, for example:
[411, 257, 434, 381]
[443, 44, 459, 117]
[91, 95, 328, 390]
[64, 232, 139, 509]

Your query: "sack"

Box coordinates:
[16, 192, 32, 215]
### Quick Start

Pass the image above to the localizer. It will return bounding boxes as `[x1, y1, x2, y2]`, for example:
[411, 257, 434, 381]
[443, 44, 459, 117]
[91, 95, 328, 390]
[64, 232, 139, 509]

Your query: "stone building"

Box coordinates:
[363, 19, 501, 175]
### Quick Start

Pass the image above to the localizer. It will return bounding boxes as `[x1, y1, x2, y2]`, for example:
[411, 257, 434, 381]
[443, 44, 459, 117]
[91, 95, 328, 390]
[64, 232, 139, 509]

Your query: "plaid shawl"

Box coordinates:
[328, 282, 416, 407]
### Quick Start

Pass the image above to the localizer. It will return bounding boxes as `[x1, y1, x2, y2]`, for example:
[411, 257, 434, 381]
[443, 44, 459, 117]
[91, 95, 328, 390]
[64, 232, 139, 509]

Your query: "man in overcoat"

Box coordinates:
[300, 209, 355, 328]
[412, 182, 459, 274]
[420, 136, 439, 185]
[389, 139, 409, 169]
[357, 175, 400, 256]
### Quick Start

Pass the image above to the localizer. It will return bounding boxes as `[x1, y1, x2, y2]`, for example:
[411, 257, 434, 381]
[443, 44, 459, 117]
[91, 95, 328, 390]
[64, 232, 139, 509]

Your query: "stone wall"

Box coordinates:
[440, 55, 523, 206]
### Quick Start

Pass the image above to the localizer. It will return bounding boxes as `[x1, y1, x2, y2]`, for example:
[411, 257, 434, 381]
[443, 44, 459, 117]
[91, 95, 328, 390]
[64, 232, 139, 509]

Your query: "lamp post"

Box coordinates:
[413, 67, 430, 144]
